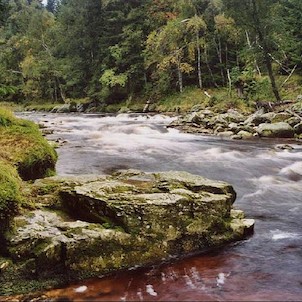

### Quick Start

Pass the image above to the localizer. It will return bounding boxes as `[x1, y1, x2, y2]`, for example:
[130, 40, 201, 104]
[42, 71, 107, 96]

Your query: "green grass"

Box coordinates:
[278, 74, 302, 100]
[2, 74, 301, 115]
[155, 86, 252, 113]
[22, 97, 91, 112]
[154, 74, 302, 114]
[24, 103, 62, 112]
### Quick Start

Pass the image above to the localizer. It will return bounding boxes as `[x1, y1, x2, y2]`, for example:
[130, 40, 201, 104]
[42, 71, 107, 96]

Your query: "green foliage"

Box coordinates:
[155, 86, 251, 113]
[100, 69, 128, 88]
[222, 0, 283, 100]
[0, 85, 17, 98]
[278, 0, 302, 71]
[0, 0, 301, 106]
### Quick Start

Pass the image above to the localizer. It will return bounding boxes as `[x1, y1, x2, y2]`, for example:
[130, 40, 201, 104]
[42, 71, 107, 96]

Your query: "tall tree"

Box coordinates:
[185, 15, 207, 89]
[54, 0, 105, 99]
[145, 18, 193, 93]
[279, 0, 302, 71]
[222, 0, 282, 101]
[99, 0, 150, 102]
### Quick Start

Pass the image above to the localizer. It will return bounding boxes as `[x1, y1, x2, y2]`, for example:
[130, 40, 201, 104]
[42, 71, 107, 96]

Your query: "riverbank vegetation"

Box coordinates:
[0, 107, 57, 232]
[0, 0, 302, 112]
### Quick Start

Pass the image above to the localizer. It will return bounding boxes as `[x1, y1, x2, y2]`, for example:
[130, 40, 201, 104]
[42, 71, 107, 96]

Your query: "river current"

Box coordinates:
[18, 112, 302, 301]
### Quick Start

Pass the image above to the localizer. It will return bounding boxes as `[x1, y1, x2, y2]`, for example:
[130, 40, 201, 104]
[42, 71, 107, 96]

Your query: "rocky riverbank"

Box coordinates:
[0, 169, 254, 297]
[168, 101, 302, 140]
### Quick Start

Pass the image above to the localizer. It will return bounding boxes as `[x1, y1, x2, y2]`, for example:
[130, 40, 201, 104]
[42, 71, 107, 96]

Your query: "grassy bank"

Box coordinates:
[1, 74, 302, 115]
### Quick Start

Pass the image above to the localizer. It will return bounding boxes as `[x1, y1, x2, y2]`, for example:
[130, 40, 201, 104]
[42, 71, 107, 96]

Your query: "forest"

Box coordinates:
[0, 0, 301, 108]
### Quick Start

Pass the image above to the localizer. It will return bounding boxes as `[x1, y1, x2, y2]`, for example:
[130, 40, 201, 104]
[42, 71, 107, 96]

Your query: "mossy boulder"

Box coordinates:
[1, 170, 254, 295]
[0, 162, 21, 229]
[256, 122, 294, 138]
[0, 107, 57, 180]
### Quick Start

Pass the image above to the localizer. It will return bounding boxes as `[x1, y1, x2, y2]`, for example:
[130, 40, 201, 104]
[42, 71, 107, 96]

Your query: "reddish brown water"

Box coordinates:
[38, 247, 302, 301]
[13, 113, 302, 301]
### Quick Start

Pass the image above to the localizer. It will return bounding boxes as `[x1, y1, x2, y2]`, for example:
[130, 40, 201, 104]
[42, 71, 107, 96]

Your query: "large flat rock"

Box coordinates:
[2, 170, 254, 295]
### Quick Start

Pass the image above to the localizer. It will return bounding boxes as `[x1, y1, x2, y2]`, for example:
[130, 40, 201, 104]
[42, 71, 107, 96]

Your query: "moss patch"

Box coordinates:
[0, 162, 21, 226]
[0, 107, 57, 180]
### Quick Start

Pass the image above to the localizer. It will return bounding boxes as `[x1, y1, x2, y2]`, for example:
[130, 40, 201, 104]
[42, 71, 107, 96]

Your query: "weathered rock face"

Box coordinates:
[257, 122, 294, 138]
[1, 170, 254, 295]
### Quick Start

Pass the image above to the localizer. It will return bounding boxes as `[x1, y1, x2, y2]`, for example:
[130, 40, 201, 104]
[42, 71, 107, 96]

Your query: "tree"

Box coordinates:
[185, 15, 207, 89]
[98, 0, 150, 102]
[54, 0, 105, 99]
[222, 0, 282, 101]
[145, 19, 193, 93]
[278, 0, 302, 72]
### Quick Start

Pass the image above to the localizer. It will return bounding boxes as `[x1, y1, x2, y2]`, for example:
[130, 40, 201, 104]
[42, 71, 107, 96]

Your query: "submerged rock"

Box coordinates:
[1, 170, 254, 295]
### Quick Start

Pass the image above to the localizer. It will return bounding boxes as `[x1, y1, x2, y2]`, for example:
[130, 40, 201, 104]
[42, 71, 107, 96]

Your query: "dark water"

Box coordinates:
[18, 112, 302, 301]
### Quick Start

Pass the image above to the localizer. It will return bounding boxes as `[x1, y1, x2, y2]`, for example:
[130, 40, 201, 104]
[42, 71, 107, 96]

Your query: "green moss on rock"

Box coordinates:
[0, 108, 57, 180]
[0, 162, 21, 227]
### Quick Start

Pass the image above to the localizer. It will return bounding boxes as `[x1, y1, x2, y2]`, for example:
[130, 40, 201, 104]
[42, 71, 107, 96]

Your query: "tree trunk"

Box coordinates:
[54, 78, 58, 103]
[227, 69, 232, 97]
[196, 31, 202, 89]
[215, 36, 225, 85]
[204, 47, 218, 88]
[245, 30, 261, 76]
[177, 65, 183, 93]
[264, 52, 281, 101]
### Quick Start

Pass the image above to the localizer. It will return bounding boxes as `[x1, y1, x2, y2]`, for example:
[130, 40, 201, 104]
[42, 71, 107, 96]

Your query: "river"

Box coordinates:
[18, 112, 302, 301]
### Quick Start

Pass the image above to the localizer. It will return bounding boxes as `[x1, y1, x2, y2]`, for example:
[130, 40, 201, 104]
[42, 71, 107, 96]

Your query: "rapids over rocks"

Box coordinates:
[15, 112, 302, 301]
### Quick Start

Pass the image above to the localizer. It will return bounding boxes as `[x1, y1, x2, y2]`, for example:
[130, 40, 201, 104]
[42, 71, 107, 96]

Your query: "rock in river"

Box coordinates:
[1, 170, 254, 295]
[256, 122, 294, 138]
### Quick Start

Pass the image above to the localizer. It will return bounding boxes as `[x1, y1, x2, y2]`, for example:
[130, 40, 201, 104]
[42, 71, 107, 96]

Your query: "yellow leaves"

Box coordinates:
[186, 15, 206, 33]
[145, 16, 203, 82]
[179, 62, 193, 74]
[214, 14, 235, 30]
[157, 54, 193, 75]
[20, 54, 35, 76]
[188, 43, 196, 61]
[214, 14, 240, 44]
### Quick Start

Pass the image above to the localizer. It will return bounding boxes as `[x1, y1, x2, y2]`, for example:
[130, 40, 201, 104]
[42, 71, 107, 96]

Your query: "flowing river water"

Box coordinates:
[17, 112, 302, 301]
